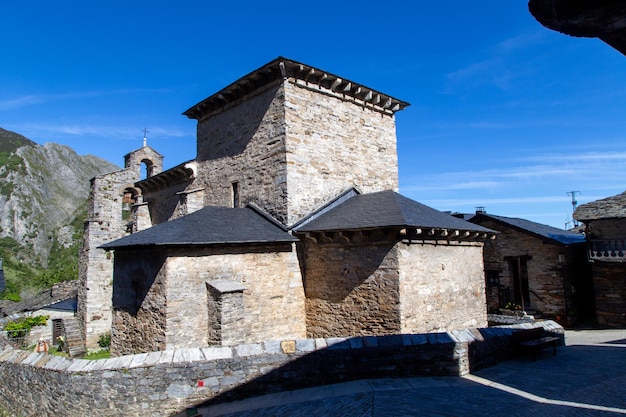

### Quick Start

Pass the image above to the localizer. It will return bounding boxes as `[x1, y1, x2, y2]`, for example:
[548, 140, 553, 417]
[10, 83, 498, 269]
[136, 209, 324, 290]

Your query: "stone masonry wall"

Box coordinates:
[123, 145, 163, 178]
[190, 79, 400, 227]
[591, 262, 626, 327]
[79, 168, 138, 349]
[111, 244, 306, 355]
[586, 218, 626, 241]
[80, 146, 164, 350]
[398, 241, 488, 332]
[0, 322, 564, 417]
[303, 236, 402, 338]
[283, 80, 399, 225]
[479, 219, 576, 318]
[578, 218, 626, 326]
[165, 245, 306, 349]
[143, 180, 193, 225]
[111, 249, 168, 356]
[194, 84, 290, 223]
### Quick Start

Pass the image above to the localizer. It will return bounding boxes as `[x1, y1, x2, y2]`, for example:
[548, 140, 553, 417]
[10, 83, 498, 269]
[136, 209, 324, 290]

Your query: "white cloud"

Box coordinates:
[0, 88, 173, 110]
[523, 151, 626, 163]
[5, 122, 190, 141]
[402, 181, 501, 192]
[0, 95, 46, 110]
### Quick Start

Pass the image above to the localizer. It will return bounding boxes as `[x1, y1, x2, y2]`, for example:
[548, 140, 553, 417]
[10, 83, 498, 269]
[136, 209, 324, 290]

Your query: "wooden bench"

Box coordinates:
[511, 327, 561, 361]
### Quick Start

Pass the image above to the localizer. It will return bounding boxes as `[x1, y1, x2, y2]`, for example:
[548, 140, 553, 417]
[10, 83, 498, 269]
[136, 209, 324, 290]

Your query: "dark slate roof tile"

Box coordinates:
[295, 190, 494, 233]
[471, 213, 585, 245]
[574, 190, 626, 221]
[0, 281, 78, 317]
[100, 206, 298, 249]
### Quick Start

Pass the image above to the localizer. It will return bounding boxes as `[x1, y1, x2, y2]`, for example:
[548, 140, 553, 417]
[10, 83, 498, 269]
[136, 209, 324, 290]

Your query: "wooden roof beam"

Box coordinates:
[305, 68, 315, 83]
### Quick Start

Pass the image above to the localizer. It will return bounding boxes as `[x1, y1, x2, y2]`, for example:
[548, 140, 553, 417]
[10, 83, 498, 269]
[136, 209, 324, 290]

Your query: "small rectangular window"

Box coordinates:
[232, 182, 240, 208]
[486, 270, 500, 288]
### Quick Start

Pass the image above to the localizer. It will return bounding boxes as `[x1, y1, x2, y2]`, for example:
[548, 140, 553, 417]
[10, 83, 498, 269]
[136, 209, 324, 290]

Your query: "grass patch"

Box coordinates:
[84, 349, 110, 360]
[0, 406, 21, 417]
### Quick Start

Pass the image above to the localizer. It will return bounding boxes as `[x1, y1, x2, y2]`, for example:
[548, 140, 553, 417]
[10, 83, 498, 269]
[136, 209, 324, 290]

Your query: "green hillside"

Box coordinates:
[0, 128, 117, 302]
[0, 127, 36, 166]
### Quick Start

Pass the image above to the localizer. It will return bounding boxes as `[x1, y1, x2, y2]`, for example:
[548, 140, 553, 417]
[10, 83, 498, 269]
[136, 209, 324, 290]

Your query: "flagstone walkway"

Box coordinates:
[195, 329, 626, 416]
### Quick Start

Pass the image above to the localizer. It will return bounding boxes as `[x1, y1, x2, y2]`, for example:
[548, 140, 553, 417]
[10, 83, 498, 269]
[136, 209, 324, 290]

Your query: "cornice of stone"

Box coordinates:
[183, 57, 410, 121]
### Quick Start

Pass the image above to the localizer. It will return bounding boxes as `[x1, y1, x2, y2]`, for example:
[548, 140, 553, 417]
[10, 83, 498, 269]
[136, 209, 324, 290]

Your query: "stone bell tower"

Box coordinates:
[78, 140, 163, 350]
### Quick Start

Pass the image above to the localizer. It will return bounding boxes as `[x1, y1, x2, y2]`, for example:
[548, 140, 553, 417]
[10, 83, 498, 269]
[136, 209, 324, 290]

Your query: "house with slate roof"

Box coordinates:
[0, 280, 78, 347]
[574, 191, 626, 327]
[0, 259, 5, 294]
[466, 209, 593, 324]
[83, 57, 497, 355]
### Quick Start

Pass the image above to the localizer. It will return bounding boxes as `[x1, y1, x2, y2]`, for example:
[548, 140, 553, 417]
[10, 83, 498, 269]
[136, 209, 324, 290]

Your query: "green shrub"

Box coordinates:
[2, 292, 20, 302]
[98, 332, 111, 349]
[3, 315, 49, 337]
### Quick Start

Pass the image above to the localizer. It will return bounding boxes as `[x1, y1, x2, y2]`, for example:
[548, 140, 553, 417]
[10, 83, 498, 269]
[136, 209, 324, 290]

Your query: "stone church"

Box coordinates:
[79, 57, 496, 355]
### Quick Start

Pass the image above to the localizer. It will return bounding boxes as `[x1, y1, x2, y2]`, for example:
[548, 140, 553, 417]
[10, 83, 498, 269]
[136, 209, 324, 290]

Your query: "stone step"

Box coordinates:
[62, 317, 87, 358]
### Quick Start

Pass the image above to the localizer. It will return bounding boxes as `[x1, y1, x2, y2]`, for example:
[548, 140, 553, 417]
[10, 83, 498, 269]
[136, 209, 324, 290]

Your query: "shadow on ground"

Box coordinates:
[177, 334, 626, 417]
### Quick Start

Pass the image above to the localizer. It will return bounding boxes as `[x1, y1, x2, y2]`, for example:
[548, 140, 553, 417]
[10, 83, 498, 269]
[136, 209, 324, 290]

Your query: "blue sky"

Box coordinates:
[2, 1, 626, 229]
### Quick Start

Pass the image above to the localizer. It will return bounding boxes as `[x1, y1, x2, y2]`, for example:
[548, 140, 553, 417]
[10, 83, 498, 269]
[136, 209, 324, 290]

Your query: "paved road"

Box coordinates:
[195, 329, 626, 416]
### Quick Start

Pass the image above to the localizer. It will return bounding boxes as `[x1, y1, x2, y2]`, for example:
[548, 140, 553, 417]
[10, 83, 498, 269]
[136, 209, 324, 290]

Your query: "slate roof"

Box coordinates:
[294, 190, 494, 234]
[0, 280, 78, 317]
[100, 205, 298, 250]
[573, 190, 626, 221]
[470, 213, 585, 246]
[183, 57, 410, 121]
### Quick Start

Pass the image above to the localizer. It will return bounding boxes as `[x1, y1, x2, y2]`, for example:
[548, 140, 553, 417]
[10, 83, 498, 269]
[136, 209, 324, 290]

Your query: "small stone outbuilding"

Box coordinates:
[101, 205, 304, 355]
[0, 260, 5, 293]
[574, 191, 626, 327]
[467, 210, 592, 324]
[295, 189, 494, 337]
[0, 280, 78, 347]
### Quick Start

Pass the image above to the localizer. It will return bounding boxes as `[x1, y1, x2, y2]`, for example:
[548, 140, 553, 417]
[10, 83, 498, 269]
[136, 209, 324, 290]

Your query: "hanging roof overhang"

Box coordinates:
[470, 213, 585, 246]
[100, 205, 297, 250]
[574, 190, 626, 221]
[135, 160, 197, 194]
[528, 0, 626, 55]
[293, 190, 497, 243]
[183, 57, 410, 121]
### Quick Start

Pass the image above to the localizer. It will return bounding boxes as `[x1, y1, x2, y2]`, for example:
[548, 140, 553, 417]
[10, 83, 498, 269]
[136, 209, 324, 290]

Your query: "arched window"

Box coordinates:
[122, 188, 138, 220]
[141, 159, 154, 180]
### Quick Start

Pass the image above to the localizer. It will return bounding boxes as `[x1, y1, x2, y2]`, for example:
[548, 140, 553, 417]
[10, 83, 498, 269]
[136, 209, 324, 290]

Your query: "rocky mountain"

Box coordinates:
[0, 127, 118, 268]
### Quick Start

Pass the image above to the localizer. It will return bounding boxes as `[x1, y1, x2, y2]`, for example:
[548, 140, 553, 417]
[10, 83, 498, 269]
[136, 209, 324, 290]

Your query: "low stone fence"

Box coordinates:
[0, 321, 563, 417]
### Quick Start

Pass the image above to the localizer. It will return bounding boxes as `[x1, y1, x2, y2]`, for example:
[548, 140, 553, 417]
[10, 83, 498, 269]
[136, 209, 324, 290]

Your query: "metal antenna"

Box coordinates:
[567, 191, 580, 227]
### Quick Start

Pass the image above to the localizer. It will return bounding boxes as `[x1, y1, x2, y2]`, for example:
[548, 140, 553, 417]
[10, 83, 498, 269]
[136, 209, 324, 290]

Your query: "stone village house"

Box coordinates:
[0, 280, 78, 348]
[79, 58, 497, 355]
[463, 210, 593, 325]
[0, 259, 5, 293]
[574, 191, 626, 327]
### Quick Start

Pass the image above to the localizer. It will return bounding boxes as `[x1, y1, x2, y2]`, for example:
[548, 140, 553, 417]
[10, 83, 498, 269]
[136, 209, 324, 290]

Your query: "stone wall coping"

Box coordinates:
[0, 322, 564, 416]
[0, 322, 561, 373]
[206, 279, 247, 294]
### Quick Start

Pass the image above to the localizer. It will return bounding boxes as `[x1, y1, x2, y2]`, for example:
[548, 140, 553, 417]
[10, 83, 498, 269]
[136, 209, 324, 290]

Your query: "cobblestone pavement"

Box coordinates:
[196, 329, 626, 416]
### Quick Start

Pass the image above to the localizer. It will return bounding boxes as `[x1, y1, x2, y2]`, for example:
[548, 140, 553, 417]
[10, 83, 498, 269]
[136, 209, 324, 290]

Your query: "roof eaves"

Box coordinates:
[183, 57, 410, 121]
[103, 238, 298, 251]
[471, 213, 584, 247]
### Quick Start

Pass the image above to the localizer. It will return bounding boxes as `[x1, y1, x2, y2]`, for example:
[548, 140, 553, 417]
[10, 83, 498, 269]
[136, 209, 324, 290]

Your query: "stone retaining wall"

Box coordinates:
[0, 321, 563, 417]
